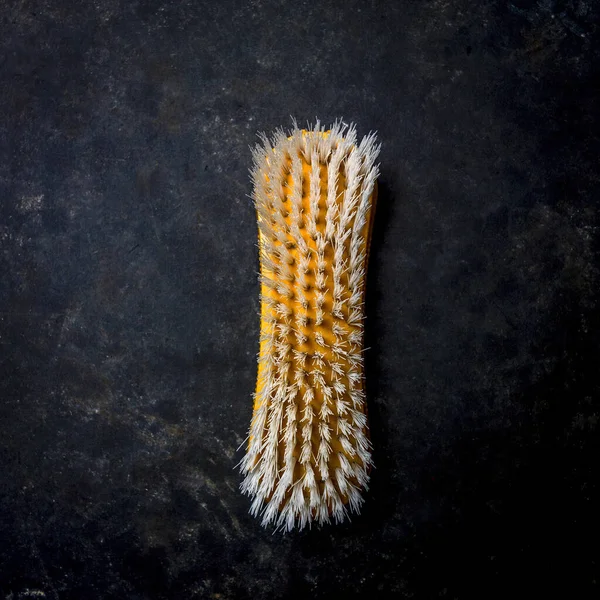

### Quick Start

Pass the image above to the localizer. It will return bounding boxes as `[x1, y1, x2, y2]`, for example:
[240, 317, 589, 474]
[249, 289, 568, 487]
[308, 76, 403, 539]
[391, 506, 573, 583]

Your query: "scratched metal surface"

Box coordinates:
[1, 0, 599, 598]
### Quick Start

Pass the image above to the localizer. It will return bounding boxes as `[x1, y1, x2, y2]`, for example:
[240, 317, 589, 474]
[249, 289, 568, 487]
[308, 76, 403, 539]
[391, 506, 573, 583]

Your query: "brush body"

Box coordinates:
[240, 120, 380, 531]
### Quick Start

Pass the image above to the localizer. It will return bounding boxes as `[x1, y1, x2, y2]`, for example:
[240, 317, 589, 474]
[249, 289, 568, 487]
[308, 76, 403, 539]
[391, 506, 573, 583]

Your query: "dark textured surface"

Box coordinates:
[1, 0, 599, 598]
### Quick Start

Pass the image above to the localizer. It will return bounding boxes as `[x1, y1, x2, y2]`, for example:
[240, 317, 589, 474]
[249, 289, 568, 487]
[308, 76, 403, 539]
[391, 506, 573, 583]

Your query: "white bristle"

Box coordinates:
[319, 400, 334, 422]
[333, 380, 346, 396]
[312, 351, 326, 369]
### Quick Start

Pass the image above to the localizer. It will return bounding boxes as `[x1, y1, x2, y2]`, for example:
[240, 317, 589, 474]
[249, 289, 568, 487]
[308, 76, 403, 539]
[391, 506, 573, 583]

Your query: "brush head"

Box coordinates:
[240, 119, 380, 531]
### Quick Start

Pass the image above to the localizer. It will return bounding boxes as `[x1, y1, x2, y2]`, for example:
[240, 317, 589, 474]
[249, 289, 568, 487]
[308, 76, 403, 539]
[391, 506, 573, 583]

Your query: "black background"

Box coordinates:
[1, 0, 599, 598]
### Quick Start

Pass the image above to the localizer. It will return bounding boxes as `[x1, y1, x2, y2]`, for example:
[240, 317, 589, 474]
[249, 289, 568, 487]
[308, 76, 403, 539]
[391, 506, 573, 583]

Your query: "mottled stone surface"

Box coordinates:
[1, 0, 599, 598]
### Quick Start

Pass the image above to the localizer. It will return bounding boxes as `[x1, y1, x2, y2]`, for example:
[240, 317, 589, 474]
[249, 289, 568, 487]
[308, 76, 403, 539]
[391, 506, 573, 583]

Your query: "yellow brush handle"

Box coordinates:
[240, 120, 380, 531]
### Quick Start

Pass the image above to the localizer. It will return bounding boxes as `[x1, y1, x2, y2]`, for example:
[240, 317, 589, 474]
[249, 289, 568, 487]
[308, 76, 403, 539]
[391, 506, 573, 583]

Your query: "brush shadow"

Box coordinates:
[357, 178, 402, 532]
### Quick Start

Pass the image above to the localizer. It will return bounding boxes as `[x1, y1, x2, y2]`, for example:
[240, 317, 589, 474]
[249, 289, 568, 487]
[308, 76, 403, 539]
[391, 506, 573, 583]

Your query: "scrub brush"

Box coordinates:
[239, 119, 380, 531]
